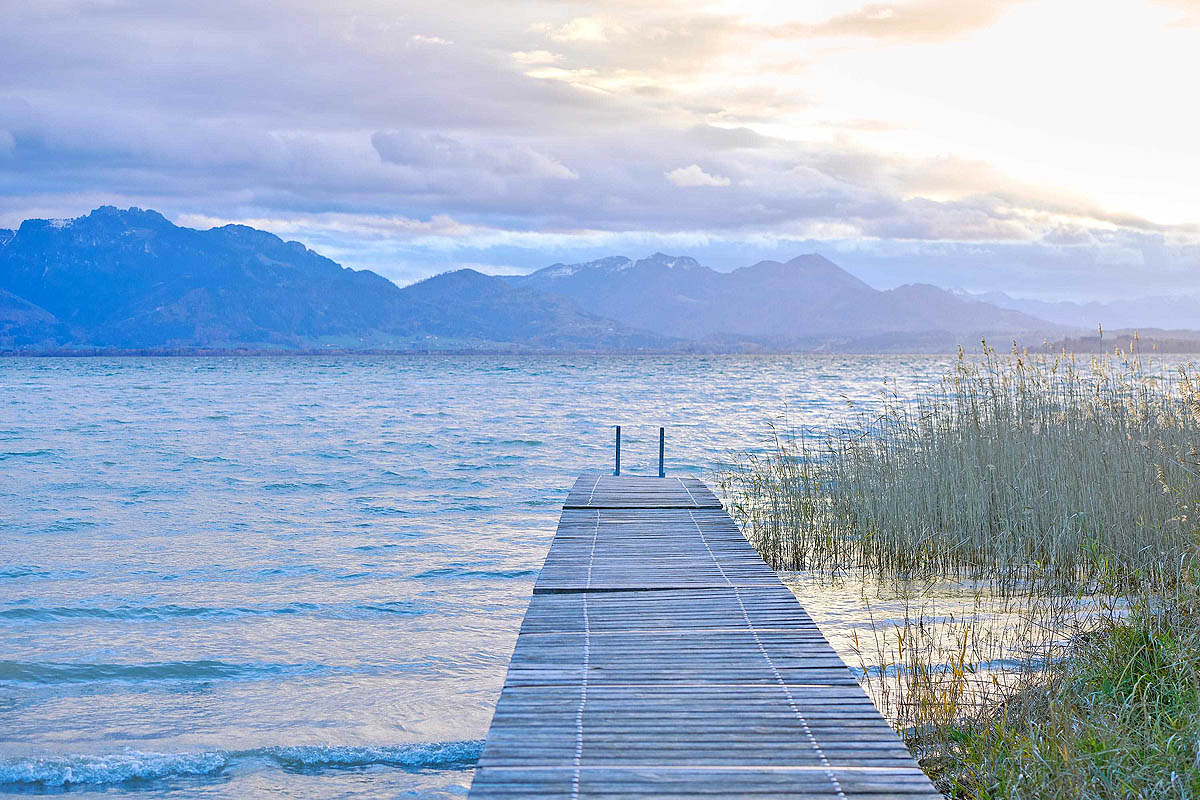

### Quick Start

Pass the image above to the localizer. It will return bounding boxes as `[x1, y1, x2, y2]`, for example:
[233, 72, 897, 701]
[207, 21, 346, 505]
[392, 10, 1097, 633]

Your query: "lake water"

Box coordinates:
[0, 355, 955, 798]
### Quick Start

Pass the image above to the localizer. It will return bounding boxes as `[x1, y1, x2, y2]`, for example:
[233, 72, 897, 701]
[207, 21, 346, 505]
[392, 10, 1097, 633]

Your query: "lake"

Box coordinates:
[0, 354, 954, 798]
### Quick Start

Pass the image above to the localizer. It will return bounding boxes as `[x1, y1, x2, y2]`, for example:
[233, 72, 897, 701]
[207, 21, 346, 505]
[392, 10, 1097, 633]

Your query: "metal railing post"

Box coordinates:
[658, 427, 665, 477]
[614, 425, 621, 476]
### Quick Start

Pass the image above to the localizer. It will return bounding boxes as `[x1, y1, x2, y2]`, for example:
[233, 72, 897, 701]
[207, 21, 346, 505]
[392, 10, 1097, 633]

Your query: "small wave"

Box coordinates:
[333, 572, 371, 580]
[0, 751, 228, 788]
[0, 741, 483, 788]
[255, 565, 324, 577]
[412, 567, 538, 580]
[0, 566, 48, 580]
[355, 601, 426, 616]
[26, 518, 99, 535]
[356, 505, 409, 517]
[0, 601, 432, 624]
[0, 449, 60, 461]
[260, 741, 482, 772]
[0, 659, 318, 685]
[261, 481, 333, 491]
[468, 438, 543, 447]
[0, 603, 316, 622]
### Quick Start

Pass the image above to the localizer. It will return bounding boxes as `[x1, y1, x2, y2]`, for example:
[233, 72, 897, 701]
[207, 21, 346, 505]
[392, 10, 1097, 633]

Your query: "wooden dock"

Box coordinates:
[468, 474, 940, 799]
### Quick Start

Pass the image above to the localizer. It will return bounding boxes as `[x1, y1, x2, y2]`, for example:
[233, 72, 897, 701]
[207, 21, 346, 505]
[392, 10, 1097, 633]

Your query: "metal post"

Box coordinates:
[658, 427, 665, 477]
[614, 425, 621, 476]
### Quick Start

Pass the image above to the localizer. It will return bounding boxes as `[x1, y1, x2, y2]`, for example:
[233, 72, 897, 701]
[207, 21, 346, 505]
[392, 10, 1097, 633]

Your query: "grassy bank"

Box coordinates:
[936, 593, 1200, 798]
[719, 343, 1200, 798]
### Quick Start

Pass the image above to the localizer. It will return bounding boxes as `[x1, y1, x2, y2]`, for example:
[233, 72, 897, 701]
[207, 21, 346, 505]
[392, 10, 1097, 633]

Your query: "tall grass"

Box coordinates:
[718, 343, 1200, 798]
[721, 342, 1200, 595]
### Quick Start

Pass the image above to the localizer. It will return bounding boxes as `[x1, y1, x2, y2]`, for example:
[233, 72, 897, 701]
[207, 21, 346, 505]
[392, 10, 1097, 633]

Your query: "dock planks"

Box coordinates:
[468, 473, 940, 799]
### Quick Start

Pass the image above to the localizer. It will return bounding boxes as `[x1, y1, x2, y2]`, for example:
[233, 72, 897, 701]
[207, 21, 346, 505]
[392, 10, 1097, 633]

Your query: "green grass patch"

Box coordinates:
[934, 605, 1200, 799]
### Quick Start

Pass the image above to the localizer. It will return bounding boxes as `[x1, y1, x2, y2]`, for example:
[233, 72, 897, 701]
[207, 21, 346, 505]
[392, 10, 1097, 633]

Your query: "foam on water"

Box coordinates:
[261, 741, 484, 771]
[0, 751, 229, 788]
[0, 741, 484, 788]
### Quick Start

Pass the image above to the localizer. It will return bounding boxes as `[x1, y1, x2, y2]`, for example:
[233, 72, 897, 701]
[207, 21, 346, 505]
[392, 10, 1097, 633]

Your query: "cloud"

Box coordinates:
[1154, 0, 1200, 23]
[522, 66, 600, 85]
[408, 34, 453, 46]
[178, 210, 480, 240]
[665, 164, 732, 187]
[371, 130, 578, 180]
[511, 50, 559, 65]
[686, 125, 771, 150]
[532, 16, 619, 43]
[792, 0, 1028, 42]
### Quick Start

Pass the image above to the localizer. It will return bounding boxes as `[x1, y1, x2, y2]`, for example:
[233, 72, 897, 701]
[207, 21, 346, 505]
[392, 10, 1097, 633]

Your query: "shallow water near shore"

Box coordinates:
[0, 354, 959, 798]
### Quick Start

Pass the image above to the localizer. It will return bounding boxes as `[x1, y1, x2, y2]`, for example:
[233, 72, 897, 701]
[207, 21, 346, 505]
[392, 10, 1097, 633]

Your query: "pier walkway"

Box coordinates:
[468, 474, 939, 799]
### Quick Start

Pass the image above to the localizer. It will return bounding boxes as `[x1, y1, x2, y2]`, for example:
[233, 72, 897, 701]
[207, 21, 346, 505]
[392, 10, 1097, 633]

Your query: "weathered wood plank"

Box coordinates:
[468, 473, 940, 799]
[563, 473, 723, 509]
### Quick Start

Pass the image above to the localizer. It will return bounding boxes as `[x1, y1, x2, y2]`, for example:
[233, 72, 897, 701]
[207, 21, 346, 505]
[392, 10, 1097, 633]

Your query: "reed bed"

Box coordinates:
[719, 343, 1200, 798]
[721, 343, 1200, 593]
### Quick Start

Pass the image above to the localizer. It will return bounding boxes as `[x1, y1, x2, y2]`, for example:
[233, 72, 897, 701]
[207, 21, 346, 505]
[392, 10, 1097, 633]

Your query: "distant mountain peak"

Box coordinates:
[641, 252, 700, 270]
[528, 252, 705, 282]
[82, 205, 170, 227]
[535, 256, 633, 279]
[408, 267, 496, 292]
[9, 206, 179, 239]
[737, 253, 871, 291]
[17, 217, 68, 235]
[212, 222, 290, 250]
[786, 253, 837, 267]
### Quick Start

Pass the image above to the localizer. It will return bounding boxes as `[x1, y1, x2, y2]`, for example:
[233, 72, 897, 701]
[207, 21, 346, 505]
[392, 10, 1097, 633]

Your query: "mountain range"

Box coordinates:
[0, 205, 1172, 354]
[0, 207, 664, 352]
[955, 289, 1200, 331]
[515, 253, 1052, 348]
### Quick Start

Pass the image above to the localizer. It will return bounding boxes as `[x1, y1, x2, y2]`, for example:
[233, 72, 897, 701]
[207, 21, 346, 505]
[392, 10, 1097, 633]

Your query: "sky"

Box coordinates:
[1, 0, 1198, 299]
